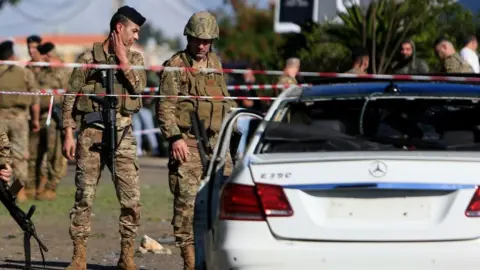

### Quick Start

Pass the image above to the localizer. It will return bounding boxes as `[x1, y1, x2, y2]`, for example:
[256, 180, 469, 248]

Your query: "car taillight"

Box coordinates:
[466, 187, 480, 217]
[220, 183, 293, 221]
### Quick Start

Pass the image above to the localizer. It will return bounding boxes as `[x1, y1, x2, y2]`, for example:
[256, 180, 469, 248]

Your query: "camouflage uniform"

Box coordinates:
[156, 11, 236, 269]
[277, 74, 297, 85]
[62, 41, 146, 268]
[442, 53, 473, 73]
[0, 65, 39, 192]
[346, 67, 367, 74]
[29, 66, 70, 200]
[0, 124, 11, 167]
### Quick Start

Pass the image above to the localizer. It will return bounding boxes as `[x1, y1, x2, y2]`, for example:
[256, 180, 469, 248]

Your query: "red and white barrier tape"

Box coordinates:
[2, 60, 480, 82]
[36, 83, 311, 95]
[0, 91, 277, 101]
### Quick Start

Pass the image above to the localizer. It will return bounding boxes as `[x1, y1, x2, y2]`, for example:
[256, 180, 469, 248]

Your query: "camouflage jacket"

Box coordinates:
[442, 53, 473, 73]
[0, 124, 11, 166]
[277, 74, 298, 85]
[36, 66, 72, 108]
[156, 50, 236, 141]
[346, 67, 367, 74]
[62, 42, 146, 130]
[0, 65, 40, 109]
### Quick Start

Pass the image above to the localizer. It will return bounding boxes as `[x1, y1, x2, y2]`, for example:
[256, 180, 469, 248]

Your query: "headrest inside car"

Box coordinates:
[441, 130, 475, 145]
[310, 120, 346, 133]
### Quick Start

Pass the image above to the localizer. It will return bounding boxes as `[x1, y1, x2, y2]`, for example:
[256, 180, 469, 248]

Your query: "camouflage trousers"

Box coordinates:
[0, 109, 29, 186]
[168, 133, 232, 248]
[69, 126, 141, 240]
[28, 115, 67, 191]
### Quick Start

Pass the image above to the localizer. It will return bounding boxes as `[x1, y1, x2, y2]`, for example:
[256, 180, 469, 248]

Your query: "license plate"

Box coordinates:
[326, 196, 432, 221]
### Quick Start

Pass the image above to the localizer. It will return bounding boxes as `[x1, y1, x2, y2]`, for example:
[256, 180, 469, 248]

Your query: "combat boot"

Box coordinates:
[65, 238, 87, 270]
[36, 176, 48, 194]
[117, 238, 137, 270]
[35, 189, 56, 201]
[181, 245, 195, 270]
[16, 187, 28, 203]
[24, 187, 36, 199]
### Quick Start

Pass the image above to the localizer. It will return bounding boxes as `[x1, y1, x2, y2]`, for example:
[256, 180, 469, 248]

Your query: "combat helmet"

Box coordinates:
[184, 11, 219, 40]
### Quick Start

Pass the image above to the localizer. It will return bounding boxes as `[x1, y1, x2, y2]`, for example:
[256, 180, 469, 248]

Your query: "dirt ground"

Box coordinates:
[0, 157, 184, 270]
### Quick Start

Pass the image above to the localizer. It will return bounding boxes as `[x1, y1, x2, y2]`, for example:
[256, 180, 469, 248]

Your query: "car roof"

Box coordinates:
[302, 81, 480, 98]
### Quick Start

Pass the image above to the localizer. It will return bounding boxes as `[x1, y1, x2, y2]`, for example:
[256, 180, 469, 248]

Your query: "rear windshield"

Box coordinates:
[256, 97, 480, 153]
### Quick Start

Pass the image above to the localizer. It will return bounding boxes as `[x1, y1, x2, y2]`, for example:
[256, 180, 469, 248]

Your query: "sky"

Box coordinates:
[0, 0, 270, 39]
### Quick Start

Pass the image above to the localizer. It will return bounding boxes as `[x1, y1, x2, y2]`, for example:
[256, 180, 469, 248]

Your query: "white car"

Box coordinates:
[194, 81, 480, 270]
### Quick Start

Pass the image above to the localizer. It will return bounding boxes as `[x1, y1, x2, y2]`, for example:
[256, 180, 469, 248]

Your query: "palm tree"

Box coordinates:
[325, 0, 435, 74]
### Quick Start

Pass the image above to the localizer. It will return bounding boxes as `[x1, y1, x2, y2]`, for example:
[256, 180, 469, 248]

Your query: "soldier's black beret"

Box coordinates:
[0, 40, 13, 53]
[0, 40, 14, 60]
[117, 5, 146, 27]
[37, 42, 55, 55]
[27, 35, 42, 44]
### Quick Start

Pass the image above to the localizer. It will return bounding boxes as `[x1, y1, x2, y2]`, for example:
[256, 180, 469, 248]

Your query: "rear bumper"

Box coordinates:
[208, 221, 480, 270]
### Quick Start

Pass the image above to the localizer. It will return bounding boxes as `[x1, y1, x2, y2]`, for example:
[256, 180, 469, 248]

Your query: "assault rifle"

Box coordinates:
[190, 112, 212, 177]
[84, 69, 118, 182]
[0, 176, 48, 269]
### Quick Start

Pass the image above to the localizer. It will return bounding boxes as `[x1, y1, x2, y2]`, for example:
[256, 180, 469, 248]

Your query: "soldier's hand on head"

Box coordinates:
[0, 164, 12, 182]
[171, 139, 189, 163]
[111, 32, 128, 64]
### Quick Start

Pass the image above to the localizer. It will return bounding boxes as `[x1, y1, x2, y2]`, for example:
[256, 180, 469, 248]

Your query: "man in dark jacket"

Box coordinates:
[390, 40, 429, 74]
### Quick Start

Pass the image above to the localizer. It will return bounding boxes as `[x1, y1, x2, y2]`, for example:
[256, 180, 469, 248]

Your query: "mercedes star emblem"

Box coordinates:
[369, 160, 388, 177]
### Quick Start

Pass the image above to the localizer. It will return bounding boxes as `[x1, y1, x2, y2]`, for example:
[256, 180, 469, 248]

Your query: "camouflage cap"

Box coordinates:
[183, 11, 219, 40]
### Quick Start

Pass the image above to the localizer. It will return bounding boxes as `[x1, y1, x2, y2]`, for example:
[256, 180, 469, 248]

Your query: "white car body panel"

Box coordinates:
[194, 86, 480, 270]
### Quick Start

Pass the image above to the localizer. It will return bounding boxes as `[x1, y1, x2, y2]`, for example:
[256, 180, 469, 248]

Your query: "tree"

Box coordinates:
[324, 0, 437, 74]
[212, 0, 284, 83]
[0, 0, 20, 10]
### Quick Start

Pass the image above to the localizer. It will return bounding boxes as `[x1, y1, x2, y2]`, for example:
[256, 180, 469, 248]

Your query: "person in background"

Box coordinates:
[26, 35, 42, 62]
[460, 34, 479, 73]
[0, 41, 40, 202]
[132, 95, 161, 157]
[390, 40, 429, 74]
[277, 57, 300, 85]
[29, 42, 70, 201]
[434, 37, 473, 73]
[346, 48, 369, 74]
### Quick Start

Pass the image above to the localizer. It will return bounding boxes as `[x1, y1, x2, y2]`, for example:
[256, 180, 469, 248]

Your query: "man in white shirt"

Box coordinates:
[460, 35, 479, 73]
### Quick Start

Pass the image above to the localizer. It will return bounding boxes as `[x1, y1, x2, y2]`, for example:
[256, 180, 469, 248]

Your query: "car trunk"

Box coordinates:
[249, 153, 480, 242]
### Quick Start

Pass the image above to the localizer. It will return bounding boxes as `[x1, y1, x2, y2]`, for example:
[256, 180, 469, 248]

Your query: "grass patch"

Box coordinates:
[0, 181, 173, 223]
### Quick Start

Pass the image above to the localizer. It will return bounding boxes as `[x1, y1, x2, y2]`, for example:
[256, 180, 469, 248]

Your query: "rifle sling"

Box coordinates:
[117, 125, 130, 149]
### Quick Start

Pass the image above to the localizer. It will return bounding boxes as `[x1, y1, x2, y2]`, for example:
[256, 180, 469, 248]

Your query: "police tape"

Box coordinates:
[0, 91, 278, 100]
[3, 60, 480, 82]
[36, 83, 311, 95]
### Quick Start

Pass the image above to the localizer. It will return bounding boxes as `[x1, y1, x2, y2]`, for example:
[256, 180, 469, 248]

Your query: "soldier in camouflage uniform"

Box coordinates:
[434, 37, 473, 73]
[0, 124, 13, 182]
[156, 11, 237, 269]
[277, 57, 300, 85]
[29, 42, 70, 201]
[61, 6, 146, 270]
[0, 41, 41, 202]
